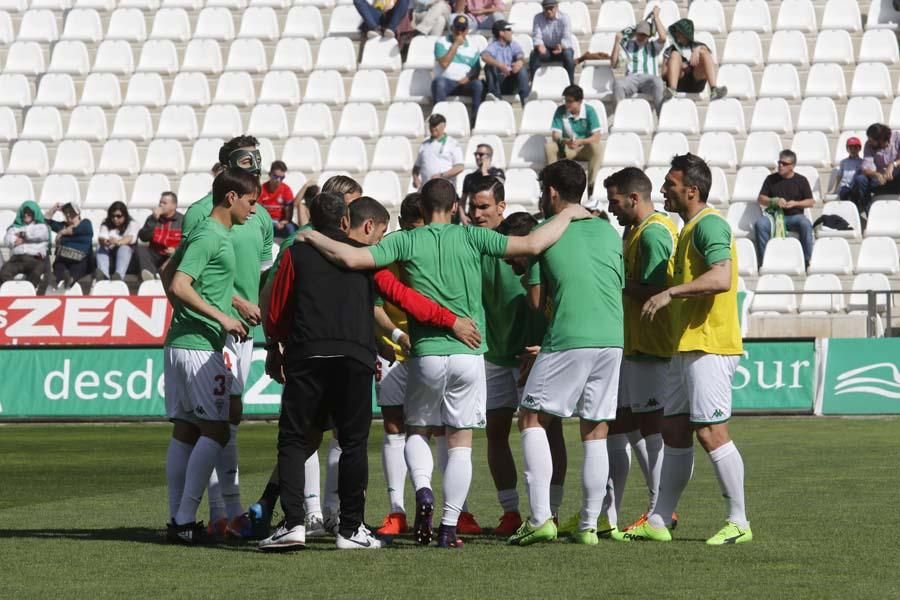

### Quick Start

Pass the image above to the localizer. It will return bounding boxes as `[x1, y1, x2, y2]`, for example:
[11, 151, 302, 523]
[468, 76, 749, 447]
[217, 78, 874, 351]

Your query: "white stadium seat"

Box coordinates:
[327, 5, 363, 37]
[812, 29, 855, 65]
[182, 39, 224, 74]
[647, 132, 690, 167]
[34, 74, 77, 109]
[91, 280, 130, 296]
[383, 102, 425, 138]
[362, 171, 402, 207]
[510, 2, 543, 34]
[0, 74, 33, 108]
[238, 6, 279, 40]
[759, 64, 801, 100]
[213, 72, 256, 107]
[316, 36, 358, 73]
[52, 140, 94, 175]
[799, 274, 845, 314]
[0, 12, 12, 44]
[66, 105, 108, 141]
[805, 63, 847, 99]
[851, 63, 893, 98]
[742, 132, 783, 167]
[509, 134, 547, 169]
[177, 173, 214, 205]
[337, 102, 380, 139]
[371, 136, 414, 171]
[406, 36, 439, 70]
[282, 137, 322, 172]
[822, 0, 862, 32]
[360, 38, 402, 72]
[732, 166, 770, 203]
[776, 0, 817, 32]
[716, 64, 756, 100]
[187, 138, 223, 172]
[62, 8, 104, 42]
[226, 39, 268, 73]
[394, 69, 431, 103]
[170, 73, 212, 106]
[157, 105, 198, 140]
[18, 9, 59, 42]
[767, 30, 809, 65]
[533, 66, 572, 100]
[138, 280, 166, 296]
[259, 71, 302, 106]
[432, 101, 471, 137]
[136, 40, 179, 75]
[611, 99, 655, 135]
[293, 103, 335, 138]
[97, 140, 140, 175]
[736, 238, 758, 276]
[797, 98, 839, 134]
[818, 200, 862, 239]
[844, 97, 884, 132]
[248, 104, 290, 139]
[349, 70, 391, 105]
[594, 0, 635, 32]
[865, 0, 900, 29]
[48, 40, 91, 75]
[889, 98, 900, 128]
[0, 281, 37, 296]
[808, 237, 853, 275]
[859, 29, 899, 63]
[271, 38, 314, 72]
[40, 174, 81, 207]
[703, 97, 746, 134]
[657, 98, 699, 135]
[283, 6, 324, 39]
[22, 106, 63, 141]
[81, 74, 122, 108]
[107, 8, 147, 41]
[84, 174, 126, 208]
[0, 176, 35, 208]
[688, 0, 726, 33]
[794, 166, 821, 200]
[4, 42, 45, 75]
[601, 132, 644, 167]
[856, 237, 900, 274]
[848, 273, 891, 313]
[722, 31, 763, 66]
[578, 66, 616, 100]
[76, 0, 117, 10]
[465, 135, 507, 168]
[731, 0, 771, 32]
[305, 70, 347, 105]
[93, 40, 135, 75]
[561, 1, 592, 35]
[143, 139, 185, 175]
[519, 100, 557, 135]
[865, 201, 900, 238]
[474, 101, 517, 136]
[194, 7, 235, 40]
[0, 108, 17, 142]
[325, 136, 368, 172]
[750, 97, 794, 134]
[696, 132, 738, 169]
[792, 131, 831, 168]
[110, 105, 154, 141]
[760, 237, 806, 276]
[708, 166, 731, 205]
[751, 275, 797, 314]
[131, 173, 171, 208]
[149, 8, 190, 41]
[504, 168, 541, 204]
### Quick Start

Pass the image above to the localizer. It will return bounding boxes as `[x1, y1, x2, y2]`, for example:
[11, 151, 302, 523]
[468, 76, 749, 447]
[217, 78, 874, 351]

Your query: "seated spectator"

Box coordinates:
[544, 84, 603, 193]
[97, 201, 139, 281]
[1, 200, 49, 289]
[610, 10, 667, 113]
[530, 0, 575, 85]
[295, 183, 320, 228]
[45, 201, 93, 291]
[833, 136, 863, 202]
[412, 0, 451, 36]
[354, 0, 410, 39]
[482, 20, 535, 105]
[662, 18, 727, 101]
[453, 0, 504, 31]
[259, 160, 297, 239]
[461, 143, 505, 216]
[136, 191, 183, 281]
[432, 15, 484, 127]
[850, 123, 900, 223]
[413, 113, 465, 189]
[753, 150, 814, 268]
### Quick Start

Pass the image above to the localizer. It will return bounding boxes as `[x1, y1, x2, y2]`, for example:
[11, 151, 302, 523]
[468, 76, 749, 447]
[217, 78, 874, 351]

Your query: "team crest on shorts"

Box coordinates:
[522, 395, 539, 408]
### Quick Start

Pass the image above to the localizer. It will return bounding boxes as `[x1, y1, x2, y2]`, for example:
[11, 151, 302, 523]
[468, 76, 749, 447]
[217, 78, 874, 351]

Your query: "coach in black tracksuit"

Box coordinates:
[266, 192, 375, 541]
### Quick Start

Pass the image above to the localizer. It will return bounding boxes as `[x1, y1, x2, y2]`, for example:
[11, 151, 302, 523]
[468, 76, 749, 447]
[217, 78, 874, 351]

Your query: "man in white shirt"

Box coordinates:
[412, 114, 465, 190]
[610, 11, 667, 113]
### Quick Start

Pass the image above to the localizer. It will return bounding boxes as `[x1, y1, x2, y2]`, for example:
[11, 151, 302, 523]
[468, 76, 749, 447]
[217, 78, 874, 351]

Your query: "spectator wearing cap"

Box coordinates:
[850, 123, 900, 223]
[482, 20, 535, 105]
[754, 150, 814, 268]
[832, 137, 863, 203]
[530, 0, 576, 85]
[412, 0, 451, 36]
[610, 8, 667, 112]
[259, 160, 297, 238]
[412, 113, 464, 190]
[354, 0, 410, 39]
[544, 84, 603, 192]
[662, 18, 727, 101]
[452, 0, 505, 31]
[433, 14, 485, 127]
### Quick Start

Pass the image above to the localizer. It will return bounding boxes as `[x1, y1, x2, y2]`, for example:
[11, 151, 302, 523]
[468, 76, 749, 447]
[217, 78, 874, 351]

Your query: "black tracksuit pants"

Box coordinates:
[278, 356, 373, 538]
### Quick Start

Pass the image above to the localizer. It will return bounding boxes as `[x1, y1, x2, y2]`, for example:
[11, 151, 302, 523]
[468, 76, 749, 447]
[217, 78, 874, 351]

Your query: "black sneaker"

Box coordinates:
[166, 520, 207, 545]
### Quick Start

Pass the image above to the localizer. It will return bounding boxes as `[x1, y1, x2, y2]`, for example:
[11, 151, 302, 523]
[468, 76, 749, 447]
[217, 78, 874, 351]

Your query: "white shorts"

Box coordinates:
[618, 357, 671, 413]
[377, 358, 408, 408]
[164, 346, 231, 424]
[223, 336, 253, 396]
[521, 348, 623, 421]
[663, 351, 740, 424]
[485, 361, 521, 411]
[405, 354, 487, 429]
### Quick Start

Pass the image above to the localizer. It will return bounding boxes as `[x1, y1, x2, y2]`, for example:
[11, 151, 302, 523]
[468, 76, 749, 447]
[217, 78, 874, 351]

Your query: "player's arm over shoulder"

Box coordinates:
[465, 225, 509, 257]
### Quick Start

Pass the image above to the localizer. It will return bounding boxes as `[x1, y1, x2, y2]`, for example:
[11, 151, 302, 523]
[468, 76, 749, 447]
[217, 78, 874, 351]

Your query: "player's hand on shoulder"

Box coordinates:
[451, 317, 482, 349]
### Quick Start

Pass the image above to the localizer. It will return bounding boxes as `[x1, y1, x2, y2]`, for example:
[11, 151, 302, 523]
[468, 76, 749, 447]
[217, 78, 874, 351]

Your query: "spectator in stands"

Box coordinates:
[354, 0, 410, 40]
[1, 200, 49, 289]
[432, 15, 485, 127]
[753, 150, 814, 268]
[610, 9, 667, 113]
[833, 136, 863, 202]
[530, 0, 576, 85]
[482, 20, 535, 105]
[412, 113, 464, 189]
[295, 183, 320, 227]
[453, 0, 504, 31]
[96, 201, 139, 281]
[544, 84, 603, 194]
[45, 201, 93, 291]
[136, 191, 183, 281]
[662, 18, 727, 101]
[259, 160, 296, 239]
[413, 0, 451, 36]
[850, 123, 900, 224]
[461, 143, 505, 216]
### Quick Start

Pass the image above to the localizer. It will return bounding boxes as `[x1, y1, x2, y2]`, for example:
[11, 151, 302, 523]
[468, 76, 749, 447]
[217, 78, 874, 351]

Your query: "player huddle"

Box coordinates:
[162, 135, 752, 551]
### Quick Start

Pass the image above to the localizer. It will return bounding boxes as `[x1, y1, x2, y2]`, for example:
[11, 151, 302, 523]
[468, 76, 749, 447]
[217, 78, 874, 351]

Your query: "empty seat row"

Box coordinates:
[737, 236, 900, 277]
[721, 29, 898, 67]
[751, 272, 894, 315]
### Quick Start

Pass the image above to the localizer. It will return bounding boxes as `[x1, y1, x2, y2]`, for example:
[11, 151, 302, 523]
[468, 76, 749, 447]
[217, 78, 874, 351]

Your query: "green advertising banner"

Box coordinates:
[732, 340, 816, 412]
[821, 338, 900, 415]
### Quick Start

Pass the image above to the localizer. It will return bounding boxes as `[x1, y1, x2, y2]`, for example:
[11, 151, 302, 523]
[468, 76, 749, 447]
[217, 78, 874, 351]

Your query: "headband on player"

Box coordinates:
[227, 148, 262, 176]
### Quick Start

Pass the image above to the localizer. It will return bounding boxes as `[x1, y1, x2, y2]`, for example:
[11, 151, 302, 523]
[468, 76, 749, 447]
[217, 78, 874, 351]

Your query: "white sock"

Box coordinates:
[383, 433, 408, 514]
[626, 429, 651, 487]
[644, 433, 664, 513]
[521, 427, 553, 525]
[649, 445, 694, 529]
[549, 484, 564, 517]
[709, 441, 749, 528]
[404, 433, 433, 491]
[324, 438, 342, 513]
[166, 438, 193, 521]
[441, 447, 472, 526]
[176, 436, 224, 525]
[216, 424, 242, 519]
[580, 439, 609, 531]
[497, 488, 519, 513]
[207, 469, 226, 522]
[606, 433, 631, 527]
[304, 450, 322, 518]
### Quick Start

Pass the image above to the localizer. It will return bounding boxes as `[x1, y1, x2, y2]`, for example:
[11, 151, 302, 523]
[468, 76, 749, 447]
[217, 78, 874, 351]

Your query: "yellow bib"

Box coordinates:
[623, 212, 677, 358]
[670, 207, 743, 355]
[380, 263, 410, 363]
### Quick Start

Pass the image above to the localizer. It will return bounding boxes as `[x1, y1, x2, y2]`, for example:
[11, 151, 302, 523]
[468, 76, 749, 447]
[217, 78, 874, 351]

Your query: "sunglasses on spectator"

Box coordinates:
[777, 161, 794, 166]
[112, 213, 125, 218]
[271, 174, 285, 180]
[474, 152, 491, 157]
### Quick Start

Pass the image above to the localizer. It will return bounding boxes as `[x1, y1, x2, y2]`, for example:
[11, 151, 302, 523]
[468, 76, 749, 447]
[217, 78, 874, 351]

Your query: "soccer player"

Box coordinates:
[163, 168, 259, 544]
[603, 167, 677, 536]
[297, 179, 589, 548]
[508, 159, 624, 547]
[180, 136, 274, 539]
[627, 153, 752, 545]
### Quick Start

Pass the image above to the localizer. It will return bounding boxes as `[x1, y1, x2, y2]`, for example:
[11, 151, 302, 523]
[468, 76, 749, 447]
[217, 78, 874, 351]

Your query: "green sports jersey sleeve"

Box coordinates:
[257, 208, 274, 267]
[181, 193, 213, 238]
[550, 107, 564, 132]
[369, 230, 410, 268]
[639, 223, 674, 286]
[465, 225, 509, 257]
[526, 260, 541, 286]
[177, 231, 219, 281]
[586, 105, 601, 133]
[693, 215, 733, 266]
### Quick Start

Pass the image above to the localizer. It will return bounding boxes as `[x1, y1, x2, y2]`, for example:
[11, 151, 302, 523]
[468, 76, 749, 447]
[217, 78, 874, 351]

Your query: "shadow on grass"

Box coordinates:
[0, 527, 265, 550]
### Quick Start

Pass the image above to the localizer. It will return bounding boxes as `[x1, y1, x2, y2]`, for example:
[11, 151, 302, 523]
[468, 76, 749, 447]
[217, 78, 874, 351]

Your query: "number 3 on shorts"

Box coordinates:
[213, 374, 228, 397]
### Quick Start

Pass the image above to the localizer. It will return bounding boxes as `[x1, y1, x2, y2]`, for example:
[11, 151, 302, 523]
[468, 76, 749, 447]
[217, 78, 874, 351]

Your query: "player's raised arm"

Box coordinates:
[504, 203, 591, 257]
[295, 228, 376, 270]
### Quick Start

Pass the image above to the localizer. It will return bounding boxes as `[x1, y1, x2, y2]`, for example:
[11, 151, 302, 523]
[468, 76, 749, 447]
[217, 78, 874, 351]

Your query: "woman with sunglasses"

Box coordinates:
[45, 201, 93, 291]
[97, 201, 139, 281]
[258, 160, 297, 239]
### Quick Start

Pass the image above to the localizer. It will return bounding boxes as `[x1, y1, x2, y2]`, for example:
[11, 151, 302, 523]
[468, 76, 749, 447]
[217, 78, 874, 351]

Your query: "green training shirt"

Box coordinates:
[481, 255, 546, 367]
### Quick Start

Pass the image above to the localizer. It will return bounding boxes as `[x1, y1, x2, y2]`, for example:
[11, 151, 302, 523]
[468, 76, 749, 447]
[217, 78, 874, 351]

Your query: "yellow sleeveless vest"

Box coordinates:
[380, 263, 410, 362]
[670, 207, 743, 355]
[623, 212, 677, 358]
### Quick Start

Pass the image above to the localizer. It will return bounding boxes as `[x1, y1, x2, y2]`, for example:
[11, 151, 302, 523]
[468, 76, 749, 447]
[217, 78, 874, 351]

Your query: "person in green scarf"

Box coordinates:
[1, 200, 50, 289]
[662, 18, 727, 101]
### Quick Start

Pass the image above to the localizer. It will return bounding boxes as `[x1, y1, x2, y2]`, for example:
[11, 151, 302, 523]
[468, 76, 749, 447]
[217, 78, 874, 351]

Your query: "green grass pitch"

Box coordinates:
[1, 417, 897, 599]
